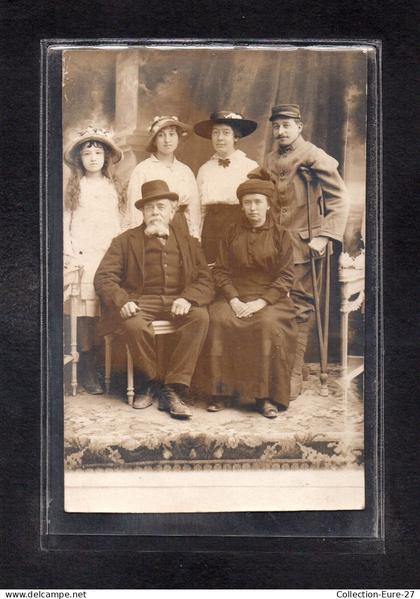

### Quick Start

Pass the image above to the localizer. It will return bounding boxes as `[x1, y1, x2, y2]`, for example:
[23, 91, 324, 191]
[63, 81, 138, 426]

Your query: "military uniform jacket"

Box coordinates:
[94, 222, 215, 336]
[264, 135, 349, 264]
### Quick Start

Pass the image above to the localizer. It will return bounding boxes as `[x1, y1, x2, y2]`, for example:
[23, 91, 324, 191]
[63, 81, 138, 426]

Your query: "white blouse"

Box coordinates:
[196, 149, 259, 231]
[127, 155, 201, 238]
[196, 149, 258, 206]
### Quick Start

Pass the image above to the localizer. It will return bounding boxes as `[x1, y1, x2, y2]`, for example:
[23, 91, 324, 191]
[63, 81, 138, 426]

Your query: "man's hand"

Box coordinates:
[308, 235, 329, 257]
[171, 297, 192, 316]
[120, 301, 141, 320]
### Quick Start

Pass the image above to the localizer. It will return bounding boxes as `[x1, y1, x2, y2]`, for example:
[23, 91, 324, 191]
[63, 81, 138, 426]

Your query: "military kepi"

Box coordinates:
[269, 104, 301, 121]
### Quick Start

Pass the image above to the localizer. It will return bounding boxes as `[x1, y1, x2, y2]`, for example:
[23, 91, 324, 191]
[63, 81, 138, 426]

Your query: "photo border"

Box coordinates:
[40, 38, 383, 552]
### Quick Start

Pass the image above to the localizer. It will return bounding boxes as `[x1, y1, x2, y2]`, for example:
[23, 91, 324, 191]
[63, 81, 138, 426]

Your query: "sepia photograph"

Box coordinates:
[60, 43, 369, 513]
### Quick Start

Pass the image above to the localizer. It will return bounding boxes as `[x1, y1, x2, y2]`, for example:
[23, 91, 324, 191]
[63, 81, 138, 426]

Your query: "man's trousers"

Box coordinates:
[120, 295, 209, 387]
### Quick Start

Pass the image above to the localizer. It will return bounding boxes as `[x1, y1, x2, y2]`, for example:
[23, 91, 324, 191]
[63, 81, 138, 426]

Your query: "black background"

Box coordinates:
[0, 0, 418, 589]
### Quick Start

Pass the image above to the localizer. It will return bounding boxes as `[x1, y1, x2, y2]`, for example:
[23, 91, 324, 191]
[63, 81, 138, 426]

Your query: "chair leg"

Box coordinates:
[126, 345, 134, 407]
[104, 335, 112, 394]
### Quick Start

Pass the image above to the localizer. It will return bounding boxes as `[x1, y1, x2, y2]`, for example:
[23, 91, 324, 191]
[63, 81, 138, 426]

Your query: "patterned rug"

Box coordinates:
[64, 364, 363, 471]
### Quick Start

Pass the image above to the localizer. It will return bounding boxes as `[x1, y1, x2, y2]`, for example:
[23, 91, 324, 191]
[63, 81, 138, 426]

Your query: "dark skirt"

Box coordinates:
[196, 297, 297, 408]
[201, 204, 242, 263]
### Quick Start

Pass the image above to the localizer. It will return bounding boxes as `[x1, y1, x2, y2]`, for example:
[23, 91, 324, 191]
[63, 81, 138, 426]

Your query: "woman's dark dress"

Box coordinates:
[199, 214, 297, 408]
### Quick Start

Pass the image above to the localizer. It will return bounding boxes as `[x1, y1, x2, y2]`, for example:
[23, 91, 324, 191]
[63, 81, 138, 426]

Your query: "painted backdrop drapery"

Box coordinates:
[63, 46, 367, 358]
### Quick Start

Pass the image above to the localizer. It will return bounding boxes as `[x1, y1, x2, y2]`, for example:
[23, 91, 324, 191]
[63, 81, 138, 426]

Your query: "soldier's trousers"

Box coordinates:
[291, 259, 324, 325]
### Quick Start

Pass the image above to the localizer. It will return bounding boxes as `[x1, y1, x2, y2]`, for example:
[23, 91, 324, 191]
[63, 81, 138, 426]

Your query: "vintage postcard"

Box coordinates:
[58, 43, 371, 513]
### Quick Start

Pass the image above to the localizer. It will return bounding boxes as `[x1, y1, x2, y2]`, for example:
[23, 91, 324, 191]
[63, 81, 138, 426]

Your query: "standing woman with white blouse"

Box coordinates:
[127, 116, 201, 239]
[194, 111, 259, 263]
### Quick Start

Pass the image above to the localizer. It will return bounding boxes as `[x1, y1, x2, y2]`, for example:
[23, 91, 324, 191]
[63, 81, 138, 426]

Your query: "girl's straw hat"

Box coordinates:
[146, 115, 191, 154]
[64, 126, 123, 167]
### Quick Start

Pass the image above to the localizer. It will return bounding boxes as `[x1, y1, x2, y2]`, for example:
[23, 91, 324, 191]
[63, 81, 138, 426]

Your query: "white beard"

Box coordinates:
[144, 222, 170, 237]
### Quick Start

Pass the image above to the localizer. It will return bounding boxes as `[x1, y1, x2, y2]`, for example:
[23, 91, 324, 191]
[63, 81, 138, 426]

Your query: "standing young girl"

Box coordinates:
[63, 126, 126, 394]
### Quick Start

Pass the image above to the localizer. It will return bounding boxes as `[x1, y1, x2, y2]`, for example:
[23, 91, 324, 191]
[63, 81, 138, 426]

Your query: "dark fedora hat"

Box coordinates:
[194, 110, 257, 139]
[269, 104, 302, 121]
[135, 180, 179, 210]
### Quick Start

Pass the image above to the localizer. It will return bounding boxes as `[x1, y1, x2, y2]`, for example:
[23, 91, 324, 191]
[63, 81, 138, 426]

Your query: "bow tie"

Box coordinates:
[153, 234, 168, 240]
[218, 158, 230, 168]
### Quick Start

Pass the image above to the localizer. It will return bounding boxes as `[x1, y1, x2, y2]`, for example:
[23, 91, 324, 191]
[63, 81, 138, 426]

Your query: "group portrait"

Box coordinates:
[60, 44, 368, 513]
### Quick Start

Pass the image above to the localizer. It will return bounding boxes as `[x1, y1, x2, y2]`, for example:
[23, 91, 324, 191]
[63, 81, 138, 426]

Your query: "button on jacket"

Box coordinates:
[94, 221, 215, 336]
[264, 135, 349, 264]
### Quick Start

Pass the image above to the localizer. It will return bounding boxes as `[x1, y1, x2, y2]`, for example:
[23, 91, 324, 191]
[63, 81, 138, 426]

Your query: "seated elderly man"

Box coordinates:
[94, 180, 214, 419]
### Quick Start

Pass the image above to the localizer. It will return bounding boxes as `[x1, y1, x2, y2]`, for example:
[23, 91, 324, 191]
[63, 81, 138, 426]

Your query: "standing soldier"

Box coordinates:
[263, 104, 349, 400]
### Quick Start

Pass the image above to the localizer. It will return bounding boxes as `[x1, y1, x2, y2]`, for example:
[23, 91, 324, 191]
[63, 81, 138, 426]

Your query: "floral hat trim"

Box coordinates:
[64, 125, 123, 166]
[148, 115, 189, 137]
[74, 125, 113, 139]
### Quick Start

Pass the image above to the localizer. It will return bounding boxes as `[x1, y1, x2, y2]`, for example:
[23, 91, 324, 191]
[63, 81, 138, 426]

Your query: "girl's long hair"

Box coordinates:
[64, 141, 127, 213]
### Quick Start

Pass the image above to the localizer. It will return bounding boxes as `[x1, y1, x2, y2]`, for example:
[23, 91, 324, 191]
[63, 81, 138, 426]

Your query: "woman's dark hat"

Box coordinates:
[135, 180, 179, 210]
[237, 167, 275, 202]
[64, 126, 123, 167]
[269, 104, 302, 121]
[145, 115, 191, 154]
[193, 111, 258, 139]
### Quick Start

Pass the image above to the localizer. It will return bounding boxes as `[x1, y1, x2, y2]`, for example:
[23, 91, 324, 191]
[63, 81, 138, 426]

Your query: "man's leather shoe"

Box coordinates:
[133, 393, 153, 410]
[159, 387, 192, 419]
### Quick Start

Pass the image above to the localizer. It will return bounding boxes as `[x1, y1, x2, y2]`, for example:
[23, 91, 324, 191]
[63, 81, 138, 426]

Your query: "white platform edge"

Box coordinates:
[65, 468, 365, 513]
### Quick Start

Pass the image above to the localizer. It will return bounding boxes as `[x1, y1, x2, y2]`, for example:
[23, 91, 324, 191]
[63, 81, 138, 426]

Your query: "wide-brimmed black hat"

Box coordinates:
[194, 110, 257, 139]
[64, 126, 123, 167]
[135, 180, 179, 210]
[269, 104, 302, 121]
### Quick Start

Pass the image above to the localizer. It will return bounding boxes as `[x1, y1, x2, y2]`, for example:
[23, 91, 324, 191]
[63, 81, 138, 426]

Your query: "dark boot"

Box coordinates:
[80, 349, 104, 395]
[290, 321, 311, 401]
[158, 384, 192, 419]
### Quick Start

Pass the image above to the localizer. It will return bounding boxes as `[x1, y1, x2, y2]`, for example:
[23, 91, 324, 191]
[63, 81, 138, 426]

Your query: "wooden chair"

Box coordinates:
[104, 320, 177, 406]
[63, 265, 83, 396]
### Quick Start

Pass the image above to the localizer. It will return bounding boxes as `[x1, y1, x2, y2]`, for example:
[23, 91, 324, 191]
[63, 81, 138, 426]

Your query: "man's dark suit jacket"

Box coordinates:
[94, 222, 215, 336]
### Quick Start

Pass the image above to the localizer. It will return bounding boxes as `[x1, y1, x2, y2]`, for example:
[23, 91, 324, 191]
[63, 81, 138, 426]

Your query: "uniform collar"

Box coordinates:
[277, 135, 305, 155]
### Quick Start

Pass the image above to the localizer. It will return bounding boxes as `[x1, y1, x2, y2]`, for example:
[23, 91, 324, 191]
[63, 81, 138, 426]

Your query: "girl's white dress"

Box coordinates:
[64, 176, 123, 317]
[127, 155, 201, 238]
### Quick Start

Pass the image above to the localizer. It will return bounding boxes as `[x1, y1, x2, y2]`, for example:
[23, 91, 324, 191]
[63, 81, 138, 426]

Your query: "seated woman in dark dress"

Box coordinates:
[199, 172, 297, 418]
